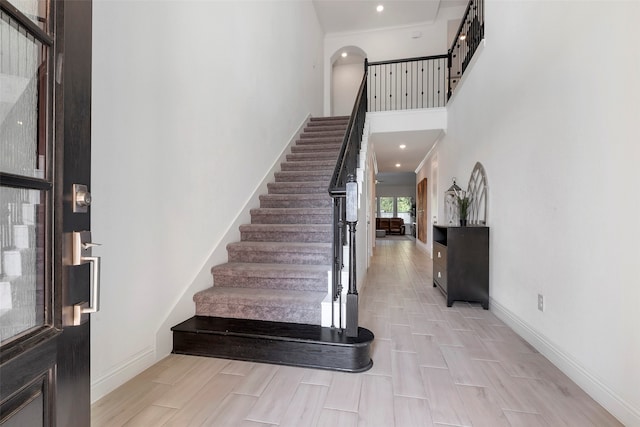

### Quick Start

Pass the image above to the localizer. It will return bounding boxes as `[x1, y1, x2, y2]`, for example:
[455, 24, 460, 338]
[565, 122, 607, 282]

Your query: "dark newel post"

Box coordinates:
[331, 198, 338, 328]
[345, 174, 359, 337]
[447, 51, 452, 100]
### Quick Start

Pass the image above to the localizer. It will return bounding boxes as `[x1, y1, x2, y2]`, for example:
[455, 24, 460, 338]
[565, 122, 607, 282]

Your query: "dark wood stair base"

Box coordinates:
[172, 316, 374, 373]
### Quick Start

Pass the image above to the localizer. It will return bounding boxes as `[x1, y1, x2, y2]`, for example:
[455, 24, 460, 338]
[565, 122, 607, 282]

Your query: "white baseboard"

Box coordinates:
[415, 238, 430, 255]
[490, 297, 639, 427]
[90, 346, 156, 403]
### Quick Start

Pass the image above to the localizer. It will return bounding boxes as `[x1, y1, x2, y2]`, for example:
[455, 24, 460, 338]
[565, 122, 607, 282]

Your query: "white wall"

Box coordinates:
[332, 60, 364, 116]
[323, 6, 466, 115]
[90, 0, 324, 401]
[376, 184, 415, 198]
[418, 1, 640, 424]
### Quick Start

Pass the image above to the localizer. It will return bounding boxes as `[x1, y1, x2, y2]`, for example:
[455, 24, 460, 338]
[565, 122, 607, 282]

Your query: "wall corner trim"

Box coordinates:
[490, 297, 640, 427]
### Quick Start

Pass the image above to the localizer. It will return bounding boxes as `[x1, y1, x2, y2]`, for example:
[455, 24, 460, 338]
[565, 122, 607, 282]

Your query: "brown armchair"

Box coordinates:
[388, 218, 405, 235]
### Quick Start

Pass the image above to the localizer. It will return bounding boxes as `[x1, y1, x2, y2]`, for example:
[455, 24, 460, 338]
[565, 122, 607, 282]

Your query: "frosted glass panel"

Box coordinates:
[3, 0, 49, 30]
[0, 10, 46, 178]
[0, 186, 45, 343]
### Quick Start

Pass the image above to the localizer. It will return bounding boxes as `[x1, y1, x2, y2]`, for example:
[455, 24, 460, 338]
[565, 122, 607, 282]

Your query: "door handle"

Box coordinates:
[72, 231, 101, 325]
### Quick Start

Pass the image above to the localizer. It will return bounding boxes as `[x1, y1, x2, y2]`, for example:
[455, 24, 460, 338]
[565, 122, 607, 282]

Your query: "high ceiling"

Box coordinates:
[312, 0, 467, 33]
[370, 130, 442, 173]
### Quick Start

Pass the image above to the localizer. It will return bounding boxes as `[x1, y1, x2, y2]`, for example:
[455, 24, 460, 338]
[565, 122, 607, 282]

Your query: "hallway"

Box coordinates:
[92, 239, 621, 426]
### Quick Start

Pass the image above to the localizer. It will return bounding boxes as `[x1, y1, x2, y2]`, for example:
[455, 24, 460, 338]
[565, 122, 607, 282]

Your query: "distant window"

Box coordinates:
[379, 197, 394, 218]
[397, 196, 412, 223]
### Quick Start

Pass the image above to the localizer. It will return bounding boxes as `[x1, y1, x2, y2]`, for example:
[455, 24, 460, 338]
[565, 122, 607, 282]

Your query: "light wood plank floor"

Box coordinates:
[92, 238, 622, 426]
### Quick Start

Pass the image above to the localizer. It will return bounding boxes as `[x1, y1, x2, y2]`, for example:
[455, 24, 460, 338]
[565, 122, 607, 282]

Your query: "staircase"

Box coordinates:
[172, 116, 374, 372]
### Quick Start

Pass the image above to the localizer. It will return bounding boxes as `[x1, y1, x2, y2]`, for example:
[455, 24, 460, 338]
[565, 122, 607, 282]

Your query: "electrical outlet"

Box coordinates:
[537, 294, 544, 312]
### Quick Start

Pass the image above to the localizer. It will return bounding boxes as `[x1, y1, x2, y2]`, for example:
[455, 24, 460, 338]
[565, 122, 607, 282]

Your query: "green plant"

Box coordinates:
[456, 193, 472, 221]
[458, 196, 471, 220]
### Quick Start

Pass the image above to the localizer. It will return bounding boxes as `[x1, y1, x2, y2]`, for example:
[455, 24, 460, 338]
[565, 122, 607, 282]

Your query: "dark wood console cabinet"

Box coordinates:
[433, 225, 489, 309]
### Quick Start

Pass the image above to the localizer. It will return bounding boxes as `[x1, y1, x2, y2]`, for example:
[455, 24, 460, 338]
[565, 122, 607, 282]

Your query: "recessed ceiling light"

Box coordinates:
[399, 144, 406, 149]
[459, 34, 467, 41]
[395, 163, 401, 168]
[341, 52, 347, 58]
[376, 4, 384, 12]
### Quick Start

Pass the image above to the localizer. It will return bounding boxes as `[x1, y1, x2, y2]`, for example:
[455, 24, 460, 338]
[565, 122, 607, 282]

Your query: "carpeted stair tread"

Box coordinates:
[267, 181, 329, 194]
[240, 223, 331, 242]
[306, 118, 349, 125]
[309, 115, 349, 121]
[295, 137, 344, 145]
[195, 287, 326, 307]
[300, 130, 347, 139]
[250, 208, 332, 224]
[250, 207, 332, 216]
[281, 159, 336, 171]
[291, 143, 342, 153]
[212, 262, 329, 279]
[259, 193, 331, 209]
[286, 152, 339, 162]
[274, 170, 332, 182]
[227, 241, 331, 265]
[211, 263, 329, 291]
[193, 287, 325, 323]
[250, 214, 332, 224]
[304, 125, 348, 133]
[227, 241, 331, 256]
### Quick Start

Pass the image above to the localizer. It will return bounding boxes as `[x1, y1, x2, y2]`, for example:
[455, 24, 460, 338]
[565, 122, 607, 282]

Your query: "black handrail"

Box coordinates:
[448, 0, 484, 98]
[329, 66, 368, 196]
[368, 54, 447, 66]
[328, 62, 368, 337]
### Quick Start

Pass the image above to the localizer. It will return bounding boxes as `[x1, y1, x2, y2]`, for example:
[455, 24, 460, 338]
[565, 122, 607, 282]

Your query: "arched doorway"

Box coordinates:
[330, 46, 366, 116]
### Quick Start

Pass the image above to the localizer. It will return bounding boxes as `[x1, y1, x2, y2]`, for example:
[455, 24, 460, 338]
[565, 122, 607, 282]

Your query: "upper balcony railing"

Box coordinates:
[449, 0, 484, 95]
[367, 55, 448, 112]
[366, 0, 484, 112]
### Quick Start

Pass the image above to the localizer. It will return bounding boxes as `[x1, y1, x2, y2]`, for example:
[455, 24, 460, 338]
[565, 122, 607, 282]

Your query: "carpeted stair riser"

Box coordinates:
[196, 303, 320, 324]
[193, 286, 327, 324]
[211, 262, 329, 291]
[227, 242, 332, 265]
[286, 152, 338, 162]
[306, 121, 349, 128]
[274, 170, 332, 182]
[280, 160, 336, 171]
[267, 181, 329, 194]
[194, 287, 325, 323]
[308, 118, 348, 123]
[303, 125, 348, 133]
[291, 144, 342, 153]
[295, 137, 344, 145]
[250, 208, 332, 224]
[300, 130, 346, 139]
[240, 224, 331, 243]
[259, 194, 331, 209]
[309, 115, 349, 121]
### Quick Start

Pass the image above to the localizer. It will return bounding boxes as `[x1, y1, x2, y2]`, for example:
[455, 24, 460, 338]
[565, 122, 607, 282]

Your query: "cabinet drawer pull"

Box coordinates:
[438, 251, 441, 258]
[437, 272, 441, 278]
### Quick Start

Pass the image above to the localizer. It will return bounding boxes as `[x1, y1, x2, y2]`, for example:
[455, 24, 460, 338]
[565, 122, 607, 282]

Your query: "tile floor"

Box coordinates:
[92, 238, 622, 426]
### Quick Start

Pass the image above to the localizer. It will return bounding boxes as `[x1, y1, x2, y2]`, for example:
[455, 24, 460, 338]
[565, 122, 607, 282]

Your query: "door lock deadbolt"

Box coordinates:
[73, 184, 92, 213]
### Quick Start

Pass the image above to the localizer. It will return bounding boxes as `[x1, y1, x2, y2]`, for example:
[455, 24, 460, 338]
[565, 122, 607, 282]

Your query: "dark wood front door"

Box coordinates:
[417, 178, 427, 243]
[0, 1, 93, 425]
